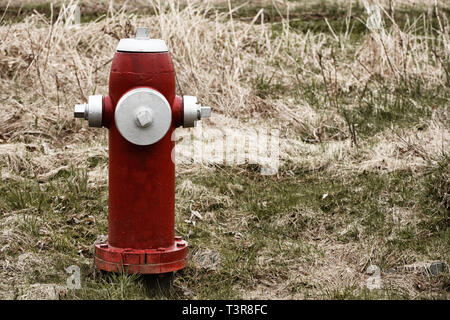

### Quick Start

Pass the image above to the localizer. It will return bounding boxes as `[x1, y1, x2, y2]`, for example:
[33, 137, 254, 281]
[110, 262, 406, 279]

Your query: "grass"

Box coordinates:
[0, 2, 105, 25]
[2, 157, 447, 299]
[0, 0, 448, 300]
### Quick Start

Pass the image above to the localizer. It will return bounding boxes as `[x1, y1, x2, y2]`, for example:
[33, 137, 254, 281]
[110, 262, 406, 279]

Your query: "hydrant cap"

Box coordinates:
[116, 27, 168, 53]
[114, 88, 172, 146]
[116, 38, 168, 53]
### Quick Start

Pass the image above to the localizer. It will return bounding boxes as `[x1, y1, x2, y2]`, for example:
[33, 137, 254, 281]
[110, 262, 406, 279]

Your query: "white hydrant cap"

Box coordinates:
[74, 95, 103, 127]
[183, 96, 211, 128]
[114, 88, 172, 146]
[116, 27, 168, 53]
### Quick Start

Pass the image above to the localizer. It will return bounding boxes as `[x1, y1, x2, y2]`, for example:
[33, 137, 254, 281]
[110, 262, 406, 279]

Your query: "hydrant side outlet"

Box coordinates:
[73, 28, 211, 274]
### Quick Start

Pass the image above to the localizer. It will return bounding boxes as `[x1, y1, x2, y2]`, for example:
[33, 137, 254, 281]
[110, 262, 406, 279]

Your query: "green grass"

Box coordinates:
[68, 157, 449, 299]
[253, 67, 449, 143]
[222, 0, 449, 40]
[0, 2, 105, 25]
[0, 166, 107, 264]
[0, 150, 447, 299]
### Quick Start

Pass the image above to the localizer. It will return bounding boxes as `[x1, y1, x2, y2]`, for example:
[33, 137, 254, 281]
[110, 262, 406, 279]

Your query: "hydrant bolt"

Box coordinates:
[200, 106, 211, 119]
[135, 27, 149, 39]
[74, 103, 87, 119]
[135, 109, 153, 128]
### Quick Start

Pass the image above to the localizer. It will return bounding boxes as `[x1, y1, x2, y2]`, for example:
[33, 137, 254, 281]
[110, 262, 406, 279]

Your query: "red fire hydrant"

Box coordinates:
[74, 27, 211, 274]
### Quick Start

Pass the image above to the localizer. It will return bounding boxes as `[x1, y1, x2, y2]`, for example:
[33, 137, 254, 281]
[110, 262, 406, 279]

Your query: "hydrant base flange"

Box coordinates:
[94, 238, 188, 274]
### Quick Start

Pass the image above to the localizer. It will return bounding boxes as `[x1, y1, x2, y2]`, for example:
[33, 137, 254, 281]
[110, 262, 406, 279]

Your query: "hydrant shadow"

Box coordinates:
[95, 269, 177, 299]
[142, 272, 174, 298]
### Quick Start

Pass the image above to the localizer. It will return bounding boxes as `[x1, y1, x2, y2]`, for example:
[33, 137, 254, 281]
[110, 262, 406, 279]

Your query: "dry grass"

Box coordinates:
[0, 0, 448, 300]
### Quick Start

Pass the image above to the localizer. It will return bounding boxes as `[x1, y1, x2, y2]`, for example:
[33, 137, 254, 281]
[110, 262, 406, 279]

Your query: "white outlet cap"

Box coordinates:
[114, 88, 172, 146]
[74, 95, 103, 127]
[183, 96, 211, 128]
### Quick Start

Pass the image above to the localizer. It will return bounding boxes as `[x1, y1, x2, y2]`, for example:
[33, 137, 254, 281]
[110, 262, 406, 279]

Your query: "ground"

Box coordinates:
[0, 0, 448, 299]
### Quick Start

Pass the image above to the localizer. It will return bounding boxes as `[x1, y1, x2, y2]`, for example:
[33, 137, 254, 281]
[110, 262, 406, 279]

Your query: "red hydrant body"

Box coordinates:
[74, 28, 210, 274]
